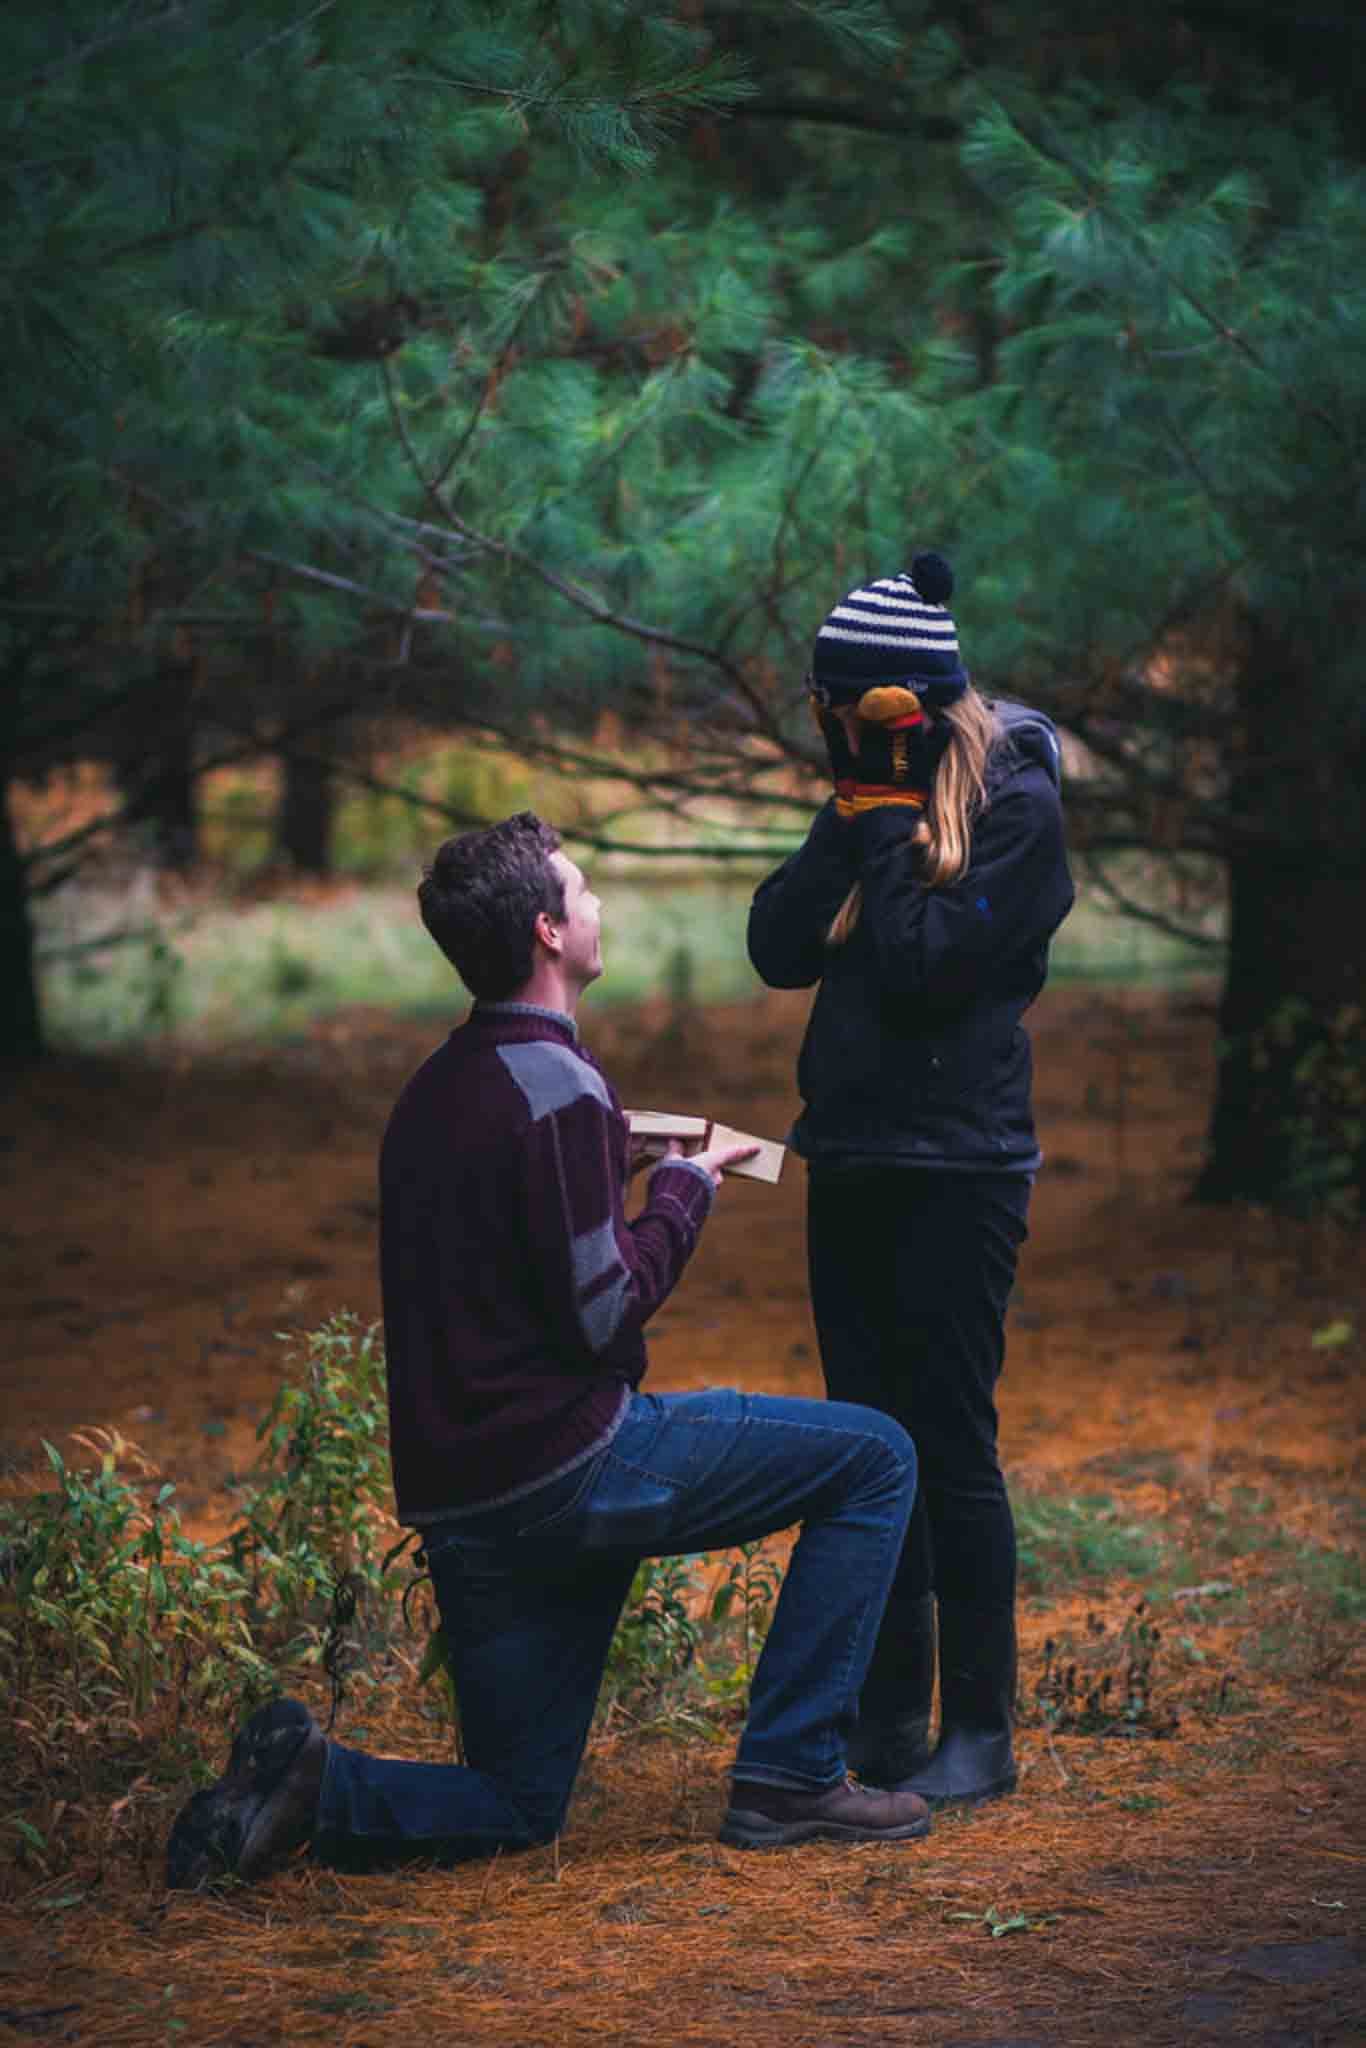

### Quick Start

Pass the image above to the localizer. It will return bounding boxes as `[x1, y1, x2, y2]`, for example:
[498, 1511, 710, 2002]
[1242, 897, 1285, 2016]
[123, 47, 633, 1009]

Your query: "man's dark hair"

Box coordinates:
[418, 812, 565, 1000]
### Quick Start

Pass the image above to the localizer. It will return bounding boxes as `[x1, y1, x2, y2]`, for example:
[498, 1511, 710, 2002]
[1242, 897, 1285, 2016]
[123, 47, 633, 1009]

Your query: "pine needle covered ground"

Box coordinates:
[2, 984, 1363, 2046]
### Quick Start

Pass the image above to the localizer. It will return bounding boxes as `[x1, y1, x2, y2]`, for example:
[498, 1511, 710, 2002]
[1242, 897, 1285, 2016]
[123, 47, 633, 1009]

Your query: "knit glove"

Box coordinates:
[815, 687, 951, 822]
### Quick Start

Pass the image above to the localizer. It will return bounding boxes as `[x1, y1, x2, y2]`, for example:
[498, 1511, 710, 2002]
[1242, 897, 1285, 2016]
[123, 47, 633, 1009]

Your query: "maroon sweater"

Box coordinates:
[379, 1002, 714, 1523]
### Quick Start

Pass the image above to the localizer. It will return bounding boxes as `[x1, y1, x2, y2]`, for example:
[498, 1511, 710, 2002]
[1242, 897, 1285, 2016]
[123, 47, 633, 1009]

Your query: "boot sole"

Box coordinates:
[718, 1810, 932, 1850]
[237, 1725, 328, 1878]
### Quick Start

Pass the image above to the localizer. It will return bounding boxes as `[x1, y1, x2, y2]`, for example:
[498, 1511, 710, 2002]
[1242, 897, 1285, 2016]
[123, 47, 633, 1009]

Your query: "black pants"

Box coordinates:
[807, 1167, 1031, 1614]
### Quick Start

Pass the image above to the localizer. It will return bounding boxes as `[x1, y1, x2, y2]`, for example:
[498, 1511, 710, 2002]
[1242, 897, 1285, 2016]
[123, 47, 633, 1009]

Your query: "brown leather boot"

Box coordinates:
[166, 1698, 327, 1889]
[719, 1774, 931, 1849]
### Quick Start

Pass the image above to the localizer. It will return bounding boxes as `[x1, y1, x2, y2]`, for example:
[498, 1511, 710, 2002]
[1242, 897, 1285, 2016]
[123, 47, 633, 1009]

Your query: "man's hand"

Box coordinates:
[666, 1136, 760, 1188]
[688, 1138, 761, 1187]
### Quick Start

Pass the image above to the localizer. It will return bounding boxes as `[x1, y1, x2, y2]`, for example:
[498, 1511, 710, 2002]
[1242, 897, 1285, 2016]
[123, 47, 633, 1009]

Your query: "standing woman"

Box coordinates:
[747, 554, 1074, 1805]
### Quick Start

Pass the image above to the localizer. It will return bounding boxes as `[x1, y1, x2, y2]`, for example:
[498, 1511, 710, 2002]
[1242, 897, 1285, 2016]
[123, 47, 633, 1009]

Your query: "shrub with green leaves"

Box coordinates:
[230, 1314, 393, 1606]
[0, 1430, 274, 1727]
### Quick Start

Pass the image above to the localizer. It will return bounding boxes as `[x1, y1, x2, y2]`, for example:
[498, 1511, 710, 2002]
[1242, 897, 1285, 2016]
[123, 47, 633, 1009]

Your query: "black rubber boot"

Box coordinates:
[846, 1589, 936, 1787]
[899, 1602, 1018, 1806]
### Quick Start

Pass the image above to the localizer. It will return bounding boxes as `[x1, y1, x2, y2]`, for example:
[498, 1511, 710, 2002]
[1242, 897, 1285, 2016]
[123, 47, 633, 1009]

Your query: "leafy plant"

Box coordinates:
[226, 1313, 402, 1712]
[704, 1540, 783, 1705]
[1027, 1604, 1180, 1740]
[601, 1555, 703, 1726]
[0, 1429, 274, 1727]
[948, 1905, 1060, 1937]
[1252, 999, 1366, 1218]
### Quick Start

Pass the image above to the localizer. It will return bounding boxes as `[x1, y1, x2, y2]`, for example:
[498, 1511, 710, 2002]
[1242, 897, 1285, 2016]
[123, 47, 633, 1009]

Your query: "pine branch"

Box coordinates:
[377, 506, 769, 718]
[209, 721, 800, 861]
[1080, 854, 1226, 954]
[987, 98, 1343, 440]
[19, 4, 198, 91]
[463, 716, 819, 815]
[733, 98, 957, 142]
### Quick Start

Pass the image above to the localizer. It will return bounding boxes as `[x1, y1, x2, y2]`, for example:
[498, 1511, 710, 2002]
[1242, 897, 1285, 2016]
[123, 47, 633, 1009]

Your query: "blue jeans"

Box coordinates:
[314, 1388, 915, 1864]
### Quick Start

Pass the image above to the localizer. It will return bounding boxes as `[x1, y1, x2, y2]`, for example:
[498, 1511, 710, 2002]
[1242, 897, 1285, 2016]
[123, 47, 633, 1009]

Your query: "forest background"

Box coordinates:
[5, 0, 1366, 1209]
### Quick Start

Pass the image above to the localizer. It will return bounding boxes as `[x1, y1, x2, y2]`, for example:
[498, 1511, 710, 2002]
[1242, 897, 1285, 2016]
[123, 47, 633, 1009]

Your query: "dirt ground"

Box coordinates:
[1, 981, 1363, 2046]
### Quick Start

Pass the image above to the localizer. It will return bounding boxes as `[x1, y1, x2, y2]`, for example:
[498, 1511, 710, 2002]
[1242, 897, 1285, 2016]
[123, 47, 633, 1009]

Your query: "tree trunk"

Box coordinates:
[115, 668, 199, 871]
[0, 780, 43, 1068]
[1198, 855, 1366, 1208]
[1197, 620, 1366, 1210]
[274, 749, 336, 875]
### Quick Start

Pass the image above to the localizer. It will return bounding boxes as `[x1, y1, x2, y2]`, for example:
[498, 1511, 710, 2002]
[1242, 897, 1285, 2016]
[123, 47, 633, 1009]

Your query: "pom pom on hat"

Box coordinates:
[910, 550, 954, 605]
[809, 551, 968, 708]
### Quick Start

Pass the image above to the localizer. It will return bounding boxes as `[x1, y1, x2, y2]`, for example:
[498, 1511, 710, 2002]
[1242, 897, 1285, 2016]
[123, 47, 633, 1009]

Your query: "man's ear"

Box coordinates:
[534, 907, 562, 956]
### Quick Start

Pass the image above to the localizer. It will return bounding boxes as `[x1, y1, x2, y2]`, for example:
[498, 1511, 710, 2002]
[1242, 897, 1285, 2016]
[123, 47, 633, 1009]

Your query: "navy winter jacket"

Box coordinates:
[747, 702, 1074, 1172]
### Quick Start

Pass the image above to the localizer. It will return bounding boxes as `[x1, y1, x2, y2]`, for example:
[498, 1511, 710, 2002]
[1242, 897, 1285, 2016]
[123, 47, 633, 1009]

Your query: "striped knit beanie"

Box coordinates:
[809, 551, 968, 709]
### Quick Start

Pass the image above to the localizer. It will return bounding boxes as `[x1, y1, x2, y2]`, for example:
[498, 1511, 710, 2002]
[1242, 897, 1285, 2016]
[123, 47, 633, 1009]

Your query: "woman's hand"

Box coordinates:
[818, 702, 949, 821]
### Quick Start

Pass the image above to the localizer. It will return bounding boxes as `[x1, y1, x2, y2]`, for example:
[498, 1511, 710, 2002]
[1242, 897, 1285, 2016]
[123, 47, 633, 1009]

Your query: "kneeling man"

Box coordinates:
[168, 813, 929, 1881]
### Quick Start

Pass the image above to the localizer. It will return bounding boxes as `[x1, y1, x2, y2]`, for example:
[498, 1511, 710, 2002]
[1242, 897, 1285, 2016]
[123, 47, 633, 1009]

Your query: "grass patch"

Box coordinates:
[39, 852, 1222, 1053]
[36, 878, 773, 1050]
[1244, 1544, 1364, 1681]
[1015, 1490, 1168, 1598]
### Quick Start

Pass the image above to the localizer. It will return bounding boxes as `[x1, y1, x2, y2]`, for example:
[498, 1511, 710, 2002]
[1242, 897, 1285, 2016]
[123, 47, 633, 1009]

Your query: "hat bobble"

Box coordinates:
[911, 550, 954, 605]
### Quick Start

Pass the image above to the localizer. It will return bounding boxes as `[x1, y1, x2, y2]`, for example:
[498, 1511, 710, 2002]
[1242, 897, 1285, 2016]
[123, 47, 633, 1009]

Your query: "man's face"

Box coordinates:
[548, 850, 604, 989]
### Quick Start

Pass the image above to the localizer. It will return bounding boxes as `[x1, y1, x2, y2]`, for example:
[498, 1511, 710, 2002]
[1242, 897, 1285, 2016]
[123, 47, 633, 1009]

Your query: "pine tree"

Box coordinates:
[8, 2, 1364, 1209]
[2, 0, 754, 1056]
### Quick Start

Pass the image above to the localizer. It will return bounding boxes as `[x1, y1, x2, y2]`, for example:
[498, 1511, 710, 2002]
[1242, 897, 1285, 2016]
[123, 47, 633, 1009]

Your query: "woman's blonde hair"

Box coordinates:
[827, 686, 1000, 947]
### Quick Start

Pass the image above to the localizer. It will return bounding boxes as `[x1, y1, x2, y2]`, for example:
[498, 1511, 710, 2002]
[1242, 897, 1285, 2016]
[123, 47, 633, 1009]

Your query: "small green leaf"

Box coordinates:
[987, 1910, 1033, 1937]
[1311, 1319, 1353, 1350]
[417, 1625, 451, 1686]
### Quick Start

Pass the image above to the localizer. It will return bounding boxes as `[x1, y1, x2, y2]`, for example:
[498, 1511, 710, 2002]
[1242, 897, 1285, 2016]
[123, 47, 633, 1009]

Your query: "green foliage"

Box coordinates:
[602, 1556, 704, 1724]
[704, 1541, 784, 1704]
[0, 1314, 399, 1779]
[37, 926, 188, 1049]
[0, 1308, 791, 1836]
[947, 1905, 1060, 1938]
[229, 1315, 394, 1646]
[1016, 1491, 1167, 1597]
[1252, 999, 1366, 1219]
[0, 1429, 274, 1726]
[595, 1540, 783, 1734]
[1245, 1545, 1365, 1682]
